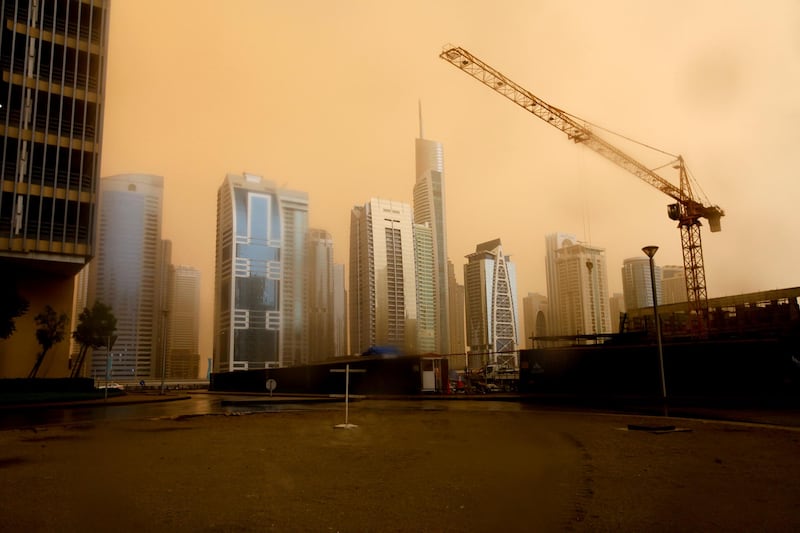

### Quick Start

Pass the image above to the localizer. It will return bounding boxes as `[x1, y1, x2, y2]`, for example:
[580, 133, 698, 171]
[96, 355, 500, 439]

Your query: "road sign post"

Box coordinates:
[266, 378, 277, 397]
[330, 364, 366, 429]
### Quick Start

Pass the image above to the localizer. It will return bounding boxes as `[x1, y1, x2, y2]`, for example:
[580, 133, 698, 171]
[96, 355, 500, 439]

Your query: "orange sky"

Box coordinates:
[100, 0, 800, 364]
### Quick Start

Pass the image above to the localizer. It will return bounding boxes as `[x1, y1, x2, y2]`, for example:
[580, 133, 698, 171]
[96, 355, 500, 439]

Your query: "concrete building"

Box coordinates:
[522, 292, 548, 348]
[463, 239, 520, 369]
[166, 265, 200, 379]
[89, 174, 165, 380]
[306, 228, 335, 362]
[413, 108, 450, 354]
[213, 173, 308, 372]
[349, 198, 418, 354]
[0, 0, 110, 377]
[553, 241, 612, 337]
[544, 232, 578, 337]
[621, 256, 663, 310]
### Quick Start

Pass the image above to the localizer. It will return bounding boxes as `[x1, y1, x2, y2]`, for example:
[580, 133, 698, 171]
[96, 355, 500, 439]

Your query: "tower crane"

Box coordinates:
[440, 45, 724, 335]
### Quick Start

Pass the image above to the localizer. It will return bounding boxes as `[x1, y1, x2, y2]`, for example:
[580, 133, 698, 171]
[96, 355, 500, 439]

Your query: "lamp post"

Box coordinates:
[642, 246, 667, 410]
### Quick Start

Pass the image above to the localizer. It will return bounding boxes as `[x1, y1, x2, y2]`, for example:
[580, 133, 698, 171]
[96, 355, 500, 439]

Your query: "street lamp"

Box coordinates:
[642, 246, 667, 410]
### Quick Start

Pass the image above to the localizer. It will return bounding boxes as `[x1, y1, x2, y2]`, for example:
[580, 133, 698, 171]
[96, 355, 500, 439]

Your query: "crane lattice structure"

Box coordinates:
[440, 45, 724, 335]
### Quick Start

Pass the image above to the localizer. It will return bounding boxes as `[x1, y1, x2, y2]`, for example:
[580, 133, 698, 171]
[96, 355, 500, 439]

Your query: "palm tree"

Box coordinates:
[28, 306, 69, 378]
[70, 302, 117, 378]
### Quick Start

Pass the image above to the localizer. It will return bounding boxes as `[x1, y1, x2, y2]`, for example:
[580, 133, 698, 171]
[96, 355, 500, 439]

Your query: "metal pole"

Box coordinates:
[344, 364, 350, 426]
[642, 246, 667, 407]
[160, 308, 168, 395]
[104, 335, 110, 402]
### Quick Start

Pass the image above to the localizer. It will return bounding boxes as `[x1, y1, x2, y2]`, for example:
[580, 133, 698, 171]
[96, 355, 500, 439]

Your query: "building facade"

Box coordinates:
[279, 189, 309, 367]
[0, 0, 110, 377]
[463, 239, 520, 369]
[413, 114, 450, 354]
[662, 265, 687, 305]
[413, 222, 436, 354]
[166, 265, 200, 379]
[89, 174, 165, 380]
[213, 173, 308, 372]
[553, 241, 612, 337]
[306, 228, 335, 362]
[447, 260, 466, 355]
[332, 263, 347, 356]
[609, 292, 625, 333]
[522, 292, 548, 348]
[349, 198, 417, 354]
[621, 256, 663, 311]
[544, 232, 577, 337]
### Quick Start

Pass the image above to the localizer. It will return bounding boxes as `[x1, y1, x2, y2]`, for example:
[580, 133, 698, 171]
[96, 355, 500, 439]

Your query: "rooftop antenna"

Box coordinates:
[418, 99, 424, 139]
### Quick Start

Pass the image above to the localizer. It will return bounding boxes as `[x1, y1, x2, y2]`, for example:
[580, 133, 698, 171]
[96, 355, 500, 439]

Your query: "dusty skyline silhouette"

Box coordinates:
[100, 0, 800, 365]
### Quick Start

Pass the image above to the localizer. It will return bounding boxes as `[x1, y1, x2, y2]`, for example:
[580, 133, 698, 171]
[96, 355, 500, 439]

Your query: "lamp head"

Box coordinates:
[642, 245, 659, 258]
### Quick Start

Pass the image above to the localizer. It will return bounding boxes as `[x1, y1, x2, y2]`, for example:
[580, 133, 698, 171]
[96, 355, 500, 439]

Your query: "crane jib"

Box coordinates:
[440, 44, 725, 337]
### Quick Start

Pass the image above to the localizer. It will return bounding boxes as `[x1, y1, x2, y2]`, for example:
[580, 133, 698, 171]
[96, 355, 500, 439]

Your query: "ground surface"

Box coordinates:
[0, 400, 799, 532]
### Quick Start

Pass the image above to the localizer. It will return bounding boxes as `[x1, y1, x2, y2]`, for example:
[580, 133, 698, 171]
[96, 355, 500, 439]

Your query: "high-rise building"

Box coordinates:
[306, 228, 335, 362]
[414, 222, 436, 353]
[279, 189, 309, 367]
[544, 232, 578, 336]
[553, 241, 612, 337]
[89, 174, 165, 380]
[447, 260, 466, 355]
[332, 263, 347, 356]
[0, 0, 110, 377]
[662, 265, 687, 305]
[463, 239, 520, 369]
[166, 265, 200, 379]
[213, 173, 308, 372]
[621, 257, 663, 310]
[413, 107, 450, 354]
[349, 198, 417, 354]
[522, 293, 548, 348]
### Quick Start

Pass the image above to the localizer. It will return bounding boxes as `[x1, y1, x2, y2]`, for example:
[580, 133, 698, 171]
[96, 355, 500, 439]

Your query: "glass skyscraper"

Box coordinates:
[413, 108, 450, 354]
[463, 239, 520, 370]
[89, 174, 164, 380]
[214, 173, 308, 372]
[621, 256, 663, 311]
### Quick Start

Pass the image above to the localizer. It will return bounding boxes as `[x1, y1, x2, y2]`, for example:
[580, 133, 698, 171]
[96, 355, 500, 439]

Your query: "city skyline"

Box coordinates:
[98, 0, 799, 363]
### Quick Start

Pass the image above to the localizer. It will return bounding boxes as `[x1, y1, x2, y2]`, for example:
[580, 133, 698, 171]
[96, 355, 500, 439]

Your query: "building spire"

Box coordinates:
[418, 99, 424, 139]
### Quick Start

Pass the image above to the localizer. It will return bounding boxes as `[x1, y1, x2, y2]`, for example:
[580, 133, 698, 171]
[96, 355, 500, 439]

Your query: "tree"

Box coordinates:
[0, 284, 29, 339]
[70, 301, 117, 378]
[28, 306, 69, 378]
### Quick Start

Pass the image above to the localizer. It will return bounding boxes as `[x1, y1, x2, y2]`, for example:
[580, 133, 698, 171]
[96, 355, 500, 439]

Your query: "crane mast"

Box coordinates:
[441, 45, 724, 335]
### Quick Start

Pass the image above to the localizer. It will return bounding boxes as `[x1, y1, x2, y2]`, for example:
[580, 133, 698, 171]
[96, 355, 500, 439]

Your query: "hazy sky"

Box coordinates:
[101, 0, 800, 360]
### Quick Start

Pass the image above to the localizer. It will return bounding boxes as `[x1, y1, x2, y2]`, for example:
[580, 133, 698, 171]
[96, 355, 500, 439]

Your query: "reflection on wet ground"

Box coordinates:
[0, 395, 534, 430]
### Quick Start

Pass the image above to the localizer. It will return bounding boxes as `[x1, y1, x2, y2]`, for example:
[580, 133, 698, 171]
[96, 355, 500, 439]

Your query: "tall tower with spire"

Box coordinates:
[413, 103, 451, 354]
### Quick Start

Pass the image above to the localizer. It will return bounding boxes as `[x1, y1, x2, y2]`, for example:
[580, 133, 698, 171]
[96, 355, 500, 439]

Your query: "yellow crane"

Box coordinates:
[440, 45, 724, 335]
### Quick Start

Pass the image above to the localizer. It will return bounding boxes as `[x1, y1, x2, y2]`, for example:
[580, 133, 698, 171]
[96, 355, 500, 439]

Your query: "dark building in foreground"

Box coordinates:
[0, 0, 110, 377]
[521, 288, 800, 401]
[211, 355, 450, 396]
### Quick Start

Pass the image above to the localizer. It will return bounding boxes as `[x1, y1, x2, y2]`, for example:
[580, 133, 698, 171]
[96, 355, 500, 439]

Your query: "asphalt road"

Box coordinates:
[0, 400, 798, 532]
